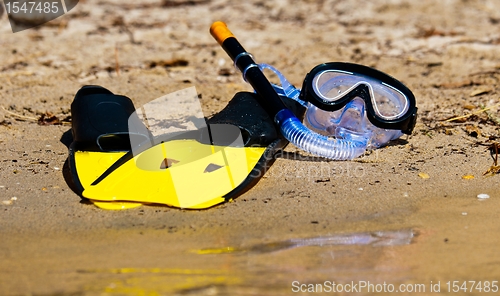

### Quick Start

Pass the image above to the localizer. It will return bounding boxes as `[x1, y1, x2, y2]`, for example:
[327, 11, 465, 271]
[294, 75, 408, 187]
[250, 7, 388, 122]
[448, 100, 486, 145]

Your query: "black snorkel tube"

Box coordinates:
[210, 21, 289, 120]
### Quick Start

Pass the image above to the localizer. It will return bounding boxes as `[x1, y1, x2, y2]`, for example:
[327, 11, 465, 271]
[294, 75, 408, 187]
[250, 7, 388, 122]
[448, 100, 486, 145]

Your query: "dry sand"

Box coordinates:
[1, 0, 500, 295]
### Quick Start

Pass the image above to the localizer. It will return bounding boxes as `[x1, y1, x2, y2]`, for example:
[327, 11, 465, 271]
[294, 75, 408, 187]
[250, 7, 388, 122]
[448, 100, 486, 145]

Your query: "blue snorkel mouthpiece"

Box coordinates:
[275, 108, 368, 160]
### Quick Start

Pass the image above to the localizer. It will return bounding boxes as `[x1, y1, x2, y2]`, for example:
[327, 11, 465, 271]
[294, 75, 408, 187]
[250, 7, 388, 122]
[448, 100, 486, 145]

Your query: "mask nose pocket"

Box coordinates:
[335, 98, 366, 133]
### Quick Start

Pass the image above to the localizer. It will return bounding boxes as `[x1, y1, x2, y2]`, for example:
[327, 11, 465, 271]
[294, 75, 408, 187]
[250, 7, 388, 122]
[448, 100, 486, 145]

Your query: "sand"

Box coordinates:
[1, 0, 500, 295]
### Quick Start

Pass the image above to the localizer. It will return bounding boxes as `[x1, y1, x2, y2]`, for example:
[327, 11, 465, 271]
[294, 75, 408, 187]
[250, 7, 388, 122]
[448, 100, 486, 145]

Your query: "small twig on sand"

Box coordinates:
[444, 102, 500, 122]
[1, 106, 38, 121]
[483, 142, 500, 176]
[1, 106, 71, 125]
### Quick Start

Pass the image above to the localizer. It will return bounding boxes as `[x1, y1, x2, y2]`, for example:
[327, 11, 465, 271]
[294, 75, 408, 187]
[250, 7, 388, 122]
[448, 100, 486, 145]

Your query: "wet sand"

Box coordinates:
[1, 0, 500, 295]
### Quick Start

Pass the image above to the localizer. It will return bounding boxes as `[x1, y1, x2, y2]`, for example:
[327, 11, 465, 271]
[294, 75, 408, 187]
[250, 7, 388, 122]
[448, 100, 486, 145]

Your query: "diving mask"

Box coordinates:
[301, 62, 417, 135]
[261, 62, 417, 153]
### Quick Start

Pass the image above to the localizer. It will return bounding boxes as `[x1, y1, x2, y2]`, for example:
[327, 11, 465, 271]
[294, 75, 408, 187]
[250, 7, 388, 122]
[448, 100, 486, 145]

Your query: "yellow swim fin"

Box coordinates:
[66, 86, 304, 209]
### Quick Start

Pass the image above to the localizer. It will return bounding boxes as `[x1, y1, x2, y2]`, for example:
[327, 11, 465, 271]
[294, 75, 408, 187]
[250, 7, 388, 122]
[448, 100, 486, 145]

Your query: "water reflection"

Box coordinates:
[197, 228, 415, 254]
[79, 229, 415, 295]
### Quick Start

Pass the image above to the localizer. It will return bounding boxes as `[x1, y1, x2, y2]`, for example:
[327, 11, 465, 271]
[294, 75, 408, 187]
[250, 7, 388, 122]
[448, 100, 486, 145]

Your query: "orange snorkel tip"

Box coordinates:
[210, 21, 235, 45]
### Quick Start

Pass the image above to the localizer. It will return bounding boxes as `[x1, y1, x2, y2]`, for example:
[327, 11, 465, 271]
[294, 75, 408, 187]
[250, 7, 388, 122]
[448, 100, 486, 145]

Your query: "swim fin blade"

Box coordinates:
[67, 86, 304, 209]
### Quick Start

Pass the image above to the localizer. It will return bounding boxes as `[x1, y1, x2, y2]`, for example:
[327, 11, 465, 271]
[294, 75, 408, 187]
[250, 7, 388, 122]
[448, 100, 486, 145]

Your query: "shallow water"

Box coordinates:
[3, 193, 498, 296]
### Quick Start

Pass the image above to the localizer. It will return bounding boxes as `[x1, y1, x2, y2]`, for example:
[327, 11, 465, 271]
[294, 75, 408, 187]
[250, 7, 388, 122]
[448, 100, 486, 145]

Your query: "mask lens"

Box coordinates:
[312, 70, 409, 120]
[312, 71, 359, 101]
[370, 82, 409, 119]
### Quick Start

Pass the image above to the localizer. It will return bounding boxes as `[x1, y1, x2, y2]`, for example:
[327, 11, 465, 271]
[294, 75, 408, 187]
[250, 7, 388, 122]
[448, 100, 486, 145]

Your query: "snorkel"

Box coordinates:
[210, 21, 371, 160]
